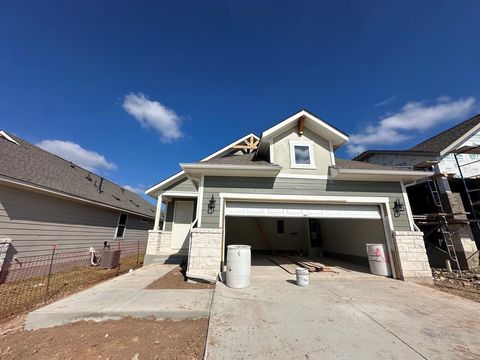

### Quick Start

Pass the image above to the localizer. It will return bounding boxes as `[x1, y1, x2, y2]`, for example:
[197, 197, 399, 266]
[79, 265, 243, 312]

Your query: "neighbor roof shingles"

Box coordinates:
[334, 159, 407, 171]
[0, 133, 155, 218]
[409, 114, 480, 153]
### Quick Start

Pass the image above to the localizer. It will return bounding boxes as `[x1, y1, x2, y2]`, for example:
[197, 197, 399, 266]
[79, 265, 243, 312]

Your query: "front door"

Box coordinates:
[171, 200, 194, 251]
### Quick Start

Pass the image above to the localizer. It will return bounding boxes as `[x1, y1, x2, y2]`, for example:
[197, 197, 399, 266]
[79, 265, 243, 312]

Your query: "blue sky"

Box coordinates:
[1, 1, 480, 200]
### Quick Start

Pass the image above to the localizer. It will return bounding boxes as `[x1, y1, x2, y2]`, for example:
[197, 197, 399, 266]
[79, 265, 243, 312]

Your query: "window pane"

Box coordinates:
[294, 145, 311, 164]
[116, 225, 125, 238]
[119, 213, 127, 225]
[277, 220, 284, 234]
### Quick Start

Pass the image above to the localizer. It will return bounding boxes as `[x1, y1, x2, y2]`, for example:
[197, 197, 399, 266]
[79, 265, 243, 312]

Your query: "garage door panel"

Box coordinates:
[225, 202, 381, 219]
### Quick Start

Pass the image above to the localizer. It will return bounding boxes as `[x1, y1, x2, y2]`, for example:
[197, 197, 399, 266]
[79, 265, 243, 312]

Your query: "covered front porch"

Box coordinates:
[144, 194, 198, 266]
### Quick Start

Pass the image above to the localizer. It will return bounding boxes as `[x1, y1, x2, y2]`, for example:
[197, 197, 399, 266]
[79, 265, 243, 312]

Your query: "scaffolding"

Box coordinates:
[412, 174, 463, 270]
[411, 145, 480, 270]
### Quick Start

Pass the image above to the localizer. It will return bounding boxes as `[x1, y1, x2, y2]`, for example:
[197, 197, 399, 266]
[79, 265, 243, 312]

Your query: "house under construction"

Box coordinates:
[354, 114, 480, 270]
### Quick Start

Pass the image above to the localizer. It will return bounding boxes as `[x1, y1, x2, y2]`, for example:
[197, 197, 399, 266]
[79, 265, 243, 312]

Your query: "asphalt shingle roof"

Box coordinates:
[334, 159, 407, 171]
[0, 133, 155, 218]
[409, 113, 480, 153]
[202, 152, 278, 166]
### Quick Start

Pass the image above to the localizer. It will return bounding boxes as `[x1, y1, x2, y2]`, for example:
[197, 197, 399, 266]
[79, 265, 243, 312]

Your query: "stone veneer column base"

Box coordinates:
[392, 231, 433, 284]
[144, 230, 176, 265]
[187, 228, 222, 281]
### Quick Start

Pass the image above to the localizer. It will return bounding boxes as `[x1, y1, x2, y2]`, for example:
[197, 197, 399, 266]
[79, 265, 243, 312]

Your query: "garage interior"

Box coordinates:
[224, 204, 389, 275]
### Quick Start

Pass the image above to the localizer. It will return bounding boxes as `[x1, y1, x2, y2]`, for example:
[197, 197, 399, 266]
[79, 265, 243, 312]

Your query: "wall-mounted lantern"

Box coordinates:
[208, 194, 216, 214]
[393, 197, 405, 217]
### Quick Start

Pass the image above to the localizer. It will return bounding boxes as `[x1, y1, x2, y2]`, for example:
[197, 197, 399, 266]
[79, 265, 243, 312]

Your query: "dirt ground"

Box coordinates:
[146, 265, 214, 290]
[1, 254, 145, 321]
[431, 268, 480, 303]
[0, 317, 208, 360]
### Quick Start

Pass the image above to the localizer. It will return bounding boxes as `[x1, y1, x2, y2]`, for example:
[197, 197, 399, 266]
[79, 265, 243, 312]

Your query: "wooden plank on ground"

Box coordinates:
[266, 256, 297, 274]
[283, 255, 337, 273]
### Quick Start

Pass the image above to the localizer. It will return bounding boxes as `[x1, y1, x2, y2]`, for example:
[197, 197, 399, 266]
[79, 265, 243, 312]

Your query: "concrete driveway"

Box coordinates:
[206, 258, 480, 359]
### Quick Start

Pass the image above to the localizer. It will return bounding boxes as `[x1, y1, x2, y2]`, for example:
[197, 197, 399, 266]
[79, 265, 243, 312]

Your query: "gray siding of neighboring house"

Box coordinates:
[163, 177, 197, 193]
[0, 184, 154, 257]
[201, 176, 410, 231]
[164, 198, 197, 231]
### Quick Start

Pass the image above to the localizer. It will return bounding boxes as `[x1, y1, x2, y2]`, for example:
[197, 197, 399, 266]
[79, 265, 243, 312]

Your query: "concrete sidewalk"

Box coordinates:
[206, 265, 480, 359]
[26, 263, 213, 330]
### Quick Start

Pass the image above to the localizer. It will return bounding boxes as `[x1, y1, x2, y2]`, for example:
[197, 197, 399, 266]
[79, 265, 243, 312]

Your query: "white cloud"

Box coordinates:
[374, 96, 396, 107]
[122, 93, 183, 142]
[124, 185, 146, 195]
[347, 97, 476, 156]
[37, 140, 117, 173]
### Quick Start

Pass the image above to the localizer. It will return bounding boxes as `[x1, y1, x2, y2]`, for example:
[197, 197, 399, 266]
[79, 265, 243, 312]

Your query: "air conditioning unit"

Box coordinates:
[100, 249, 121, 269]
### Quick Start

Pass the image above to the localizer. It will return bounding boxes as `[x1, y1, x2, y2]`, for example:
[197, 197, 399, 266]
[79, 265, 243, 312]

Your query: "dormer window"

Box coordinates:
[290, 141, 316, 169]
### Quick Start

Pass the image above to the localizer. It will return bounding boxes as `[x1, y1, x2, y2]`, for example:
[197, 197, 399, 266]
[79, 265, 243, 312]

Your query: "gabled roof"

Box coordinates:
[257, 109, 349, 154]
[409, 113, 480, 154]
[145, 133, 260, 197]
[0, 132, 155, 218]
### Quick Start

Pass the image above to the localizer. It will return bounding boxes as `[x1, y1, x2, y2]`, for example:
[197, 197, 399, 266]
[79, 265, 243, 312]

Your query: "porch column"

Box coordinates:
[153, 195, 163, 230]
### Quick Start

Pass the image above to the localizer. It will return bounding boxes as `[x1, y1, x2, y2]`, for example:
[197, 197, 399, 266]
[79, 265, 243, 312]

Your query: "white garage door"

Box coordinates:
[225, 201, 381, 219]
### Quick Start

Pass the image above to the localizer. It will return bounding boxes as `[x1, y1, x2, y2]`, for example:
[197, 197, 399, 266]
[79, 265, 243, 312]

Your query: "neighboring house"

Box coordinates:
[145, 110, 432, 283]
[0, 130, 155, 258]
[354, 114, 480, 270]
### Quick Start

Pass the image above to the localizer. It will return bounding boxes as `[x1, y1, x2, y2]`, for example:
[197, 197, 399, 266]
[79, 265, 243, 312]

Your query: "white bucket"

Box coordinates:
[366, 243, 392, 277]
[295, 267, 309, 287]
[226, 245, 251, 289]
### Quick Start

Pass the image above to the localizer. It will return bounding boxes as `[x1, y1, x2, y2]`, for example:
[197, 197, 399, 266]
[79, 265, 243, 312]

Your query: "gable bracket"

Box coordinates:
[298, 116, 305, 135]
[232, 135, 259, 153]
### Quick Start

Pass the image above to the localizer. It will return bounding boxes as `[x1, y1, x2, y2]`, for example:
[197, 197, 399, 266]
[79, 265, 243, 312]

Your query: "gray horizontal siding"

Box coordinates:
[163, 177, 197, 193]
[0, 184, 154, 257]
[201, 176, 410, 231]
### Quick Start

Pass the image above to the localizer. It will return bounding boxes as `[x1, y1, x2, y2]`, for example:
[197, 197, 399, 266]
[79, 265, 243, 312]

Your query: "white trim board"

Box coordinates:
[0, 131, 20, 145]
[276, 173, 330, 179]
[224, 201, 382, 219]
[197, 175, 205, 227]
[219, 193, 390, 204]
[162, 191, 198, 198]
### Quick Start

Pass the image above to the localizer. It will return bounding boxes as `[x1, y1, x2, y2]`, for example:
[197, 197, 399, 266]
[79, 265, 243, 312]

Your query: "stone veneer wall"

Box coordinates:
[187, 228, 222, 280]
[392, 231, 433, 284]
[146, 230, 172, 256]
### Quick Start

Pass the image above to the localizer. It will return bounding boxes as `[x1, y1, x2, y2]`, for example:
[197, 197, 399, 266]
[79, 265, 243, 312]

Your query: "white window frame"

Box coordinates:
[115, 213, 128, 239]
[289, 140, 316, 169]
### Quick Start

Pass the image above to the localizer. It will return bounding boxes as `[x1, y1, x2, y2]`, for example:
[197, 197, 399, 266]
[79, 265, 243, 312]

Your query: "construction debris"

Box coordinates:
[432, 268, 480, 302]
[266, 255, 336, 274]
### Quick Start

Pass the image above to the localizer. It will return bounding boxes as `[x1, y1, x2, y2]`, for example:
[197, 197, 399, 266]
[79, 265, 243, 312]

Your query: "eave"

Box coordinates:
[329, 167, 433, 184]
[180, 163, 282, 178]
